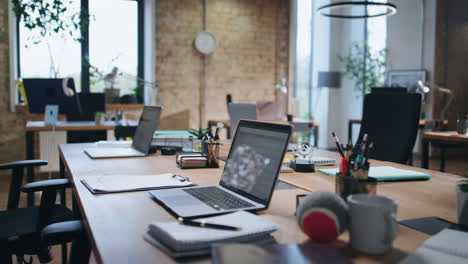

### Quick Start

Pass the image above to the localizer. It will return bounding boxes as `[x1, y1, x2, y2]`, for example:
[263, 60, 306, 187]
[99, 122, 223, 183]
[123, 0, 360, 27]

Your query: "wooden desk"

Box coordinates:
[347, 119, 448, 141]
[208, 119, 320, 146]
[421, 131, 468, 171]
[24, 121, 138, 206]
[60, 144, 461, 263]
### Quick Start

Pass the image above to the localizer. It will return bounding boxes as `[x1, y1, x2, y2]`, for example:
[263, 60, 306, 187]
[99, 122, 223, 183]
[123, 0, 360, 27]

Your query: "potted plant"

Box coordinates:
[457, 172, 468, 227]
[188, 128, 209, 152]
[338, 42, 387, 97]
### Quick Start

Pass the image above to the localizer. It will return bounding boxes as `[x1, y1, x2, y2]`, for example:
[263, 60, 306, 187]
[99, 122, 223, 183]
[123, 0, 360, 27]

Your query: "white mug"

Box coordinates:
[348, 194, 398, 255]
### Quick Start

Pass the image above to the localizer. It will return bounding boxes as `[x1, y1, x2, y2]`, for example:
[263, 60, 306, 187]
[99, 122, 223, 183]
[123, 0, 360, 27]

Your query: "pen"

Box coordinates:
[177, 217, 241, 231]
[332, 132, 345, 157]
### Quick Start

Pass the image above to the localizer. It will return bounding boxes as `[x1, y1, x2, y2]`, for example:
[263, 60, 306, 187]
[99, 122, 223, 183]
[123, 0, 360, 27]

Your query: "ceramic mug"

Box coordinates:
[348, 194, 398, 255]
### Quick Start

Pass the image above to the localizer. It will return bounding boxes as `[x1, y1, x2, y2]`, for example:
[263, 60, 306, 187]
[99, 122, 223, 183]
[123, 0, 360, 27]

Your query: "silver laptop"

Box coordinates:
[84, 105, 162, 159]
[149, 120, 292, 218]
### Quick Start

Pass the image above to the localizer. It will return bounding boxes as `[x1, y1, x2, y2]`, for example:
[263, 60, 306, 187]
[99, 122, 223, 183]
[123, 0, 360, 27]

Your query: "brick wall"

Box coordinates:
[0, 0, 290, 163]
[156, 0, 290, 128]
[0, 0, 27, 164]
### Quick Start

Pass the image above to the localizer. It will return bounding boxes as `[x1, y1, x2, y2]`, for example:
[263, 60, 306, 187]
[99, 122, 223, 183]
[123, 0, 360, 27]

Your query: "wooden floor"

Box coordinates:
[0, 156, 466, 263]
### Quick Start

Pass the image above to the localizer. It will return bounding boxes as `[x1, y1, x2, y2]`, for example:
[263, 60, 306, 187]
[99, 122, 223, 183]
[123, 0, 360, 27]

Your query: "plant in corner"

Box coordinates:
[338, 42, 387, 96]
[456, 170, 468, 227]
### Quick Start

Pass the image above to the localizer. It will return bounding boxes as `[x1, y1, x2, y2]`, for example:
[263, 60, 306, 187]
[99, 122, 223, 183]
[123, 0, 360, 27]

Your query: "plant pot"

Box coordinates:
[104, 88, 120, 104]
[457, 189, 468, 227]
[192, 139, 203, 152]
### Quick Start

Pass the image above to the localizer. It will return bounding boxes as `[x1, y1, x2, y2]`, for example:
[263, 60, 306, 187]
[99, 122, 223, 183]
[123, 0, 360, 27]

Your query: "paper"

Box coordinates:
[318, 166, 431, 181]
[81, 174, 193, 194]
[147, 211, 278, 252]
[400, 229, 468, 264]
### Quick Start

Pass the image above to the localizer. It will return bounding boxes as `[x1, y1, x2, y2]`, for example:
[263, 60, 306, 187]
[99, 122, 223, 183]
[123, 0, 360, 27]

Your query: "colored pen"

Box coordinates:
[177, 217, 241, 231]
[332, 132, 345, 157]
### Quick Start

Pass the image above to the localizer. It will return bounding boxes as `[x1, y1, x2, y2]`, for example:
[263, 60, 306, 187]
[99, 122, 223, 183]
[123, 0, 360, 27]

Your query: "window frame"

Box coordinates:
[14, 0, 145, 94]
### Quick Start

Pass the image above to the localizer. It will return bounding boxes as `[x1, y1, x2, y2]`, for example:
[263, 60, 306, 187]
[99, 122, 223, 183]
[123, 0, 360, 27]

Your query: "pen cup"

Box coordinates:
[335, 173, 377, 200]
[205, 142, 220, 168]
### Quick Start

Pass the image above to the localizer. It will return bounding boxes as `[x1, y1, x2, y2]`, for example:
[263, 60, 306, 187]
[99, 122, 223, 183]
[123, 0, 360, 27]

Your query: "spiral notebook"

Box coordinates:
[146, 211, 278, 253]
[400, 229, 468, 264]
[81, 174, 193, 194]
[318, 166, 431, 181]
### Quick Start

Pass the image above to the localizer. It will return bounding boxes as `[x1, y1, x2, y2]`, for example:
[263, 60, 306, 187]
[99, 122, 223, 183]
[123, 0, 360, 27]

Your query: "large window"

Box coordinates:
[18, 0, 144, 98]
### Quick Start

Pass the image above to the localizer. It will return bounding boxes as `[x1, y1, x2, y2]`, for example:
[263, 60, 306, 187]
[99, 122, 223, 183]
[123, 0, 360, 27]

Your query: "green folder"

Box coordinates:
[154, 130, 192, 136]
[317, 166, 431, 181]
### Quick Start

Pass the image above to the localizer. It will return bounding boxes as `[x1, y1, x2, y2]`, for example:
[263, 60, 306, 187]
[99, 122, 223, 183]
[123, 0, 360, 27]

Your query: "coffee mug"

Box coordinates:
[348, 194, 398, 255]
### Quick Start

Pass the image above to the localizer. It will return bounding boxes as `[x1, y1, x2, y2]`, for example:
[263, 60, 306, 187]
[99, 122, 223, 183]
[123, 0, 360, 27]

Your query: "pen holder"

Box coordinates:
[335, 173, 377, 200]
[205, 142, 220, 168]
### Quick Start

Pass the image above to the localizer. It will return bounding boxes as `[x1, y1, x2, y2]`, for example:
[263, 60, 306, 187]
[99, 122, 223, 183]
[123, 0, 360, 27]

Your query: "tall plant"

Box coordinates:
[338, 42, 387, 96]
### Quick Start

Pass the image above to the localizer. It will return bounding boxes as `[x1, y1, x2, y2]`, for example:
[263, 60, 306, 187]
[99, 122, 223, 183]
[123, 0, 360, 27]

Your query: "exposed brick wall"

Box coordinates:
[0, 0, 290, 163]
[0, 0, 27, 164]
[156, 0, 290, 128]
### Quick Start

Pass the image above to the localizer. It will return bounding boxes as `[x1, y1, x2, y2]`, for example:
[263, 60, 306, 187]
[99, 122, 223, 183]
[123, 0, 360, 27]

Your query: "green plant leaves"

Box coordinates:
[337, 42, 387, 95]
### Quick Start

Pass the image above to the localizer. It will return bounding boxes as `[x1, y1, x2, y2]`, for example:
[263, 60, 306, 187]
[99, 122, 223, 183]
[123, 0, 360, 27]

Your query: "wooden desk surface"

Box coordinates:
[60, 144, 461, 264]
[208, 119, 319, 127]
[25, 120, 138, 131]
[422, 131, 468, 143]
[349, 119, 448, 127]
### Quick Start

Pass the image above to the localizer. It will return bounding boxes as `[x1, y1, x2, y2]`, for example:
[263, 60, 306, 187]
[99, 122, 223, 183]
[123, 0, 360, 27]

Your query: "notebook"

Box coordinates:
[211, 242, 352, 264]
[81, 174, 194, 194]
[317, 166, 431, 181]
[146, 211, 278, 253]
[310, 156, 336, 166]
[400, 229, 468, 264]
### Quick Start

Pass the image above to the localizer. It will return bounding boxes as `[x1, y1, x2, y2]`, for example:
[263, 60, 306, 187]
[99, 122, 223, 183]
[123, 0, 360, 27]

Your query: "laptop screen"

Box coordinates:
[132, 106, 162, 154]
[220, 120, 291, 204]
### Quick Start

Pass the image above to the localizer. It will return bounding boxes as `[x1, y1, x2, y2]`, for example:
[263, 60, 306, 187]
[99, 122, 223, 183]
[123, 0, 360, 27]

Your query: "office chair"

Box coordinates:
[67, 93, 107, 143]
[227, 103, 257, 137]
[356, 93, 421, 164]
[0, 160, 75, 264]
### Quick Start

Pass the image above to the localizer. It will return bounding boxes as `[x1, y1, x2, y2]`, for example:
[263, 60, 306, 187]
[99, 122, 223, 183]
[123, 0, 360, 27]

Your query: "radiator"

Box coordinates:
[39, 131, 67, 172]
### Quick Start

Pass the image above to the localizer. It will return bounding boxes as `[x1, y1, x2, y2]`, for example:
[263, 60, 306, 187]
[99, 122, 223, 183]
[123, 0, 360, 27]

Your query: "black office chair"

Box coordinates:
[0, 160, 75, 264]
[356, 93, 421, 164]
[67, 93, 107, 143]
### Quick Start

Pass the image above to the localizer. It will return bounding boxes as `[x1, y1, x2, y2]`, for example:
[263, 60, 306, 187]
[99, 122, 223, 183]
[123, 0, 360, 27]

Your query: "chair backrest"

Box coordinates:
[357, 93, 421, 164]
[227, 103, 257, 136]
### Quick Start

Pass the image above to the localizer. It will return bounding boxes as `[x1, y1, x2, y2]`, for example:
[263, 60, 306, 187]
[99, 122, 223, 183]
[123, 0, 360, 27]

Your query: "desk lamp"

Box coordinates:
[417, 80, 454, 129]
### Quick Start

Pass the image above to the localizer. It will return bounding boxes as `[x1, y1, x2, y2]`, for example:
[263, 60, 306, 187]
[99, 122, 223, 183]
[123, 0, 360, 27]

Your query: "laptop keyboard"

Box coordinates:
[184, 187, 254, 211]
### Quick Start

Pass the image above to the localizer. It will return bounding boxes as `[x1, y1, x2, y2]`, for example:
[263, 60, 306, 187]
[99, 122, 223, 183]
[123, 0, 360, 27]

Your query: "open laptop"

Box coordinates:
[149, 120, 292, 218]
[84, 105, 162, 159]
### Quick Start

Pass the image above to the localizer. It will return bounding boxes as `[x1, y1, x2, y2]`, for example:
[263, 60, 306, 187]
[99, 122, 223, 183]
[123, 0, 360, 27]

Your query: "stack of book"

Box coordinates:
[176, 153, 208, 168]
[144, 211, 278, 258]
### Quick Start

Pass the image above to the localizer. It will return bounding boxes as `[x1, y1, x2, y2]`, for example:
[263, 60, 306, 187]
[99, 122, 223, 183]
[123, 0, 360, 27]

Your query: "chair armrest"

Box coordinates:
[21, 179, 71, 193]
[41, 221, 84, 246]
[0, 159, 48, 170]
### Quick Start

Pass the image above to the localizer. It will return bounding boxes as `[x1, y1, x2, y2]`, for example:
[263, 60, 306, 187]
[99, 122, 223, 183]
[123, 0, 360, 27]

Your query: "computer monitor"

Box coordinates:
[68, 93, 105, 121]
[23, 78, 81, 115]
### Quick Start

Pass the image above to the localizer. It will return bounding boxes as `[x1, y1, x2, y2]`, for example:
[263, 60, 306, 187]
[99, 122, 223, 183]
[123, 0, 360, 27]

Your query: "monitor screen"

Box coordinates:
[220, 121, 291, 204]
[23, 78, 81, 115]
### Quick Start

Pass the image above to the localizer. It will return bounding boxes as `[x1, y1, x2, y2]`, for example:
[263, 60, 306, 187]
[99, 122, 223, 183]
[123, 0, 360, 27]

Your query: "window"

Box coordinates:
[17, 0, 144, 98]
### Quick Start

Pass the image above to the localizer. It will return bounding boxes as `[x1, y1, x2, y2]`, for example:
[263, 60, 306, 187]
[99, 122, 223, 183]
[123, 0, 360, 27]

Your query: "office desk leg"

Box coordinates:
[59, 157, 67, 206]
[422, 139, 429, 169]
[440, 147, 446, 172]
[26, 131, 34, 207]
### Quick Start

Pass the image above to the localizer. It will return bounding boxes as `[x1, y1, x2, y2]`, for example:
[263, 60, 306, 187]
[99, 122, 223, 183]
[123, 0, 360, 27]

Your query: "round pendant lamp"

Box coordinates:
[318, 1, 397, 19]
